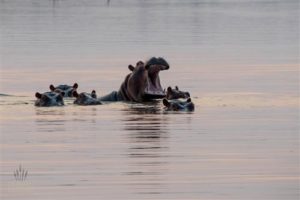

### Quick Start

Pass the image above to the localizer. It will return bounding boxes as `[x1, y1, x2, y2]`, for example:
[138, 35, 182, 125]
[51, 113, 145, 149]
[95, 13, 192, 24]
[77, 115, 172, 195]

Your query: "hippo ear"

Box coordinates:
[187, 98, 191, 103]
[163, 99, 170, 107]
[73, 91, 79, 98]
[175, 86, 179, 90]
[185, 92, 190, 97]
[91, 90, 97, 98]
[50, 84, 55, 91]
[128, 65, 135, 71]
[35, 92, 42, 99]
[73, 83, 78, 89]
[167, 87, 172, 92]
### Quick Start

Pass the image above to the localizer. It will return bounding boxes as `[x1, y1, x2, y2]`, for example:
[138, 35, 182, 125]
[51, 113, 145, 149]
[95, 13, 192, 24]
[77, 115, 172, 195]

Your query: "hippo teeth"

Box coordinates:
[144, 88, 165, 96]
[145, 86, 164, 95]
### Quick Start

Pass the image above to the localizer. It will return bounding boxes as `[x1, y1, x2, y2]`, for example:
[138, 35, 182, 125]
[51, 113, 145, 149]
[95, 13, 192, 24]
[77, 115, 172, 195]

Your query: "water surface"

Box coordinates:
[0, 0, 299, 199]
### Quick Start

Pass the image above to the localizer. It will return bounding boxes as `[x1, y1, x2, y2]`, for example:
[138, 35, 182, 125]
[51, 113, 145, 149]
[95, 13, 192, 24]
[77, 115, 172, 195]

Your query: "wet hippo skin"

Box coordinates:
[99, 57, 169, 102]
[50, 83, 78, 97]
[73, 90, 102, 106]
[166, 86, 190, 100]
[35, 91, 65, 107]
[163, 98, 195, 112]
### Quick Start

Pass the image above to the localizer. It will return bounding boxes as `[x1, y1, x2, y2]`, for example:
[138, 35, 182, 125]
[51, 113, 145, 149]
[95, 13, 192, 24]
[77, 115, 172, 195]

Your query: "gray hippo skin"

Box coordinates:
[163, 98, 195, 112]
[166, 86, 190, 100]
[35, 91, 65, 107]
[50, 83, 78, 97]
[99, 57, 169, 102]
[73, 90, 102, 106]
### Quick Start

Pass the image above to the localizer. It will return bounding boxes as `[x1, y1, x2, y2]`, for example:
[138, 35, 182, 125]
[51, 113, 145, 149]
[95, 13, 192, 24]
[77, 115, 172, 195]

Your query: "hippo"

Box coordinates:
[73, 90, 102, 105]
[163, 98, 195, 112]
[99, 57, 169, 102]
[166, 86, 190, 100]
[35, 91, 65, 107]
[50, 83, 78, 97]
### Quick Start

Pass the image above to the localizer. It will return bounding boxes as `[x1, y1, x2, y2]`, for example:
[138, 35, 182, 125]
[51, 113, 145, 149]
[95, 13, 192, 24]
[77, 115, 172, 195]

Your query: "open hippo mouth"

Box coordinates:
[143, 60, 169, 100]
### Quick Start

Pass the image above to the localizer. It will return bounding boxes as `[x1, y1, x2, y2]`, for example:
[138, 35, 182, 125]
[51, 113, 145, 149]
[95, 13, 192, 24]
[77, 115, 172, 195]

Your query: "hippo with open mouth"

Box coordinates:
[73, 90, 102, 106]
[35, 91, 65, 107]
[99, 57, 169, 102]
[50, 83, 78, 97]
[166, 86, 190, 100]
[163, 98, 195, 112]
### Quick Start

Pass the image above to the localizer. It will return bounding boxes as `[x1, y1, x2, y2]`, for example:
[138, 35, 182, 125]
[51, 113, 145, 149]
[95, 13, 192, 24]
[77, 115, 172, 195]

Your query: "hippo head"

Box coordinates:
[163, 98, 195, 112]
[35, 91, 65, 107]
[50, 83, 78, 97]
[73, 90, 102, 105]
[126, 57, 169, 101]
[166, 86, 190, 100]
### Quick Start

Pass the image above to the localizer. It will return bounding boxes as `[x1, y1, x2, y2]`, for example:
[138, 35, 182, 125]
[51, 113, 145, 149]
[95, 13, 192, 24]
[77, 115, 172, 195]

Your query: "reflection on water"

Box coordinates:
[34, 105, 99, 134]
[1, 95, 298, 199]
[121, 102, 170, 195]
[69, 106, 98, 124]
[35, 108, 67, 132]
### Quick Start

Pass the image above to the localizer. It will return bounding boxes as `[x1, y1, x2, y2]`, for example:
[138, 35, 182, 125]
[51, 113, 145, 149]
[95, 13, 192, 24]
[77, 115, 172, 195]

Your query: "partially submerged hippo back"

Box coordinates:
[35, 91, 65, 107]
[166, 86, 190, 100]
[50, 83, 78, 97]
[163, 98, 195, 112]
[100, 57, 169, 102]
[73, 90, 102, 106]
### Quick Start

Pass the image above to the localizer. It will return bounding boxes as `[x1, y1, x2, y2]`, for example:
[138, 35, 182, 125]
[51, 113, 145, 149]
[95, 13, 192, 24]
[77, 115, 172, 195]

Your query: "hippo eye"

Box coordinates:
[41, 95, 49, 101]
[180, 93, 187, 98]
[54, 89, 61, 93]
[79, 94, 87, 101]
[56, 95, 62, 101]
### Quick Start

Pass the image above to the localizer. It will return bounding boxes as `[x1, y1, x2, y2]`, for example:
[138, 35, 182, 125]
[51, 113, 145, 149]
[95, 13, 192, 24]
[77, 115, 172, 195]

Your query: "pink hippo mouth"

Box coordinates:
[143, 64, 168, 100]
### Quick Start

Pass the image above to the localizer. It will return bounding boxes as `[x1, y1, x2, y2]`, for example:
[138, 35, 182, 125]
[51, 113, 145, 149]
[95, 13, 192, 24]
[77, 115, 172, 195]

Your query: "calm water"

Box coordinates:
[0, 0, 299, 199]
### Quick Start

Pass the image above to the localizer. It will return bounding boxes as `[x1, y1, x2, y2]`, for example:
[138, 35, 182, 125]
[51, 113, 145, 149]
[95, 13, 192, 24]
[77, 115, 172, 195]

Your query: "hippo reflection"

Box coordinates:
[163, 98, 195, 112]
[50, 83, 78, 97]
[100, 57, 169, 102]
[35, 91, 65, 107]
[166, 86, 190, 100]
[73, 90, 102, 106]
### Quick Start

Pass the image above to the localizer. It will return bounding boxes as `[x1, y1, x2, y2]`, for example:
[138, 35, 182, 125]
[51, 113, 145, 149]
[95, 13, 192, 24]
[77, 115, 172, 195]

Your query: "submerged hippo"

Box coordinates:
[50, 83, 78, 97]
[35, 91, 65, 107]
[99, 57, 169, 102]
[163, 98, 195, 112]
[166, 86, 190, 100]
[73, 90, 102, 105]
